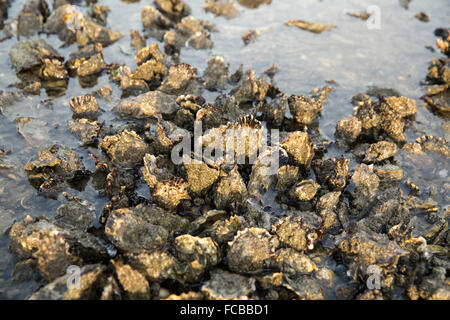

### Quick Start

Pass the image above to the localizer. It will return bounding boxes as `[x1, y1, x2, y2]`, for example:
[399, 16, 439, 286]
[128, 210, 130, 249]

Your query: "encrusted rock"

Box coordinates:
[9, 38, 68, 81]
[275, 165, 300, 191]
[291, 179, 320, 201]
[89, 4, 109, 26]
[174, 234, 220, 282]
[114, 91, 179, 119]
[90, 85, 112, 101]
[17, 0, 49, 37]
[159, 63, 199, 96]
[365, 141, 398, 162]
[282, 275, 324, 300]
[237, 0, 271, 9]
[335, 116, 362, 143]
[230, 69, 268, 104]
[242, 29, 260, 45]
[201, 115, 264, 165]
[202, 56, 229, 91]
[9, 216, 80, 281]
[351, 95, 417, 143]
[248, 146, 289, 195]
[336, 228, 408, 277]
[69, 95, 101, 120]
[271, 248, 317, 274]
[214, 166, 248, 210]
[130, 29, 146, 51]
[227, 227, 279, 274]
[68, 118, 100, 146]
[29, 264, 107, 300]
[203, 0, 238, 19]
[313, 157, 350, 191]
[126, 250, 179, 282]
[44, 4, 122, 46]
[135, 43, 166, 67]
[152, 178, 191, 212]
[317, 191, 342, 230]
[66, 43, 106, 78]
[262, 93, 287, 126]
[106, 204, 188, 254]
[379, 96, 417, 118]
[132, 59, 165, 86]
[288, 94, 323, 125]
[9, 215, 110, 283]
[142, 154, 175, 190]
[111, 65, 149, 97]
[165, 291, 204, 300]
[281, 131, 315, 168]
[99, 130, 150, 167]
[375, 164, 404, 181]
[24, 144, 87, 194]
[163, 16, 215, 53]
[105, 208, 167, 253]
[415, 135, 450, 157]
[351, 164, 380, 210]
[209, 215, 246, 244]
[154, 0, 191, 22]
[273, 216, 307, 251]
[141, 6, 173, 41]
[0, 0, 9, 29]
[111, 260, 150, 300]
[55, 196, 96, 232]
[184, 159, 220, 194]
[202, 269, 255, 300]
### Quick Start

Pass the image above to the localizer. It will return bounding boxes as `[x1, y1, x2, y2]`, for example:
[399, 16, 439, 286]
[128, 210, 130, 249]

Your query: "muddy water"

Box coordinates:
[0, 0, 449, 299]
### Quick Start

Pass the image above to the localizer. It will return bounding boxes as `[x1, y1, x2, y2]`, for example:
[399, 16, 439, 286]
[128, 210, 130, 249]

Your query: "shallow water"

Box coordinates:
[0, 0, 449, 299]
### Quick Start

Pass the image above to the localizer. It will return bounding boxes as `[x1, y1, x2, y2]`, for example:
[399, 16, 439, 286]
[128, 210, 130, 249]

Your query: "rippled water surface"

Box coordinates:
[0, 0, 449, 299]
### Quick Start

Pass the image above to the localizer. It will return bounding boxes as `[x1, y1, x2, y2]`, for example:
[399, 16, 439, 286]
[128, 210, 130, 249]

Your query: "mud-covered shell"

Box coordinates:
[159, 63, 199, 96]
[184, 159, 220, 194]
[29, 264, 107, 300]
[288, 94, 324, 125]
[291, 179, 320, 201]
[154, 0, 191, 22]
[105, 207, 169, 253]
[335, 116, 362, 143]
[201, 269, 255, 300]
[213, 166, 248, 210]
[203, 0, 238, 19]
[173, 234, 220, 282]
[152, 178, 191, 212]
[336, 228, 409, 275]
[99, 130, 150, 167]
[135, 43, 166, 66]
[111, 260, 150, 300]
[281, 131, 315, 168]
[202, 56, 230, 90]
[44, 4, 123, 46]
[227, 227, 279, 274]
[113, 90, 179, 119]
[24, 144, 87, 182]
[365, 141, 398, 162]
[415, 135, 449, 157]
[9, 38, 63, 73]
[141, 6, 174, 40]
[69, 95, 101, 120]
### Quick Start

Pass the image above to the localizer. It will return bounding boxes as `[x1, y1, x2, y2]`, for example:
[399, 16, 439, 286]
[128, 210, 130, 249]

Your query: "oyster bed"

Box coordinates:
[0, 0, 449, 300]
